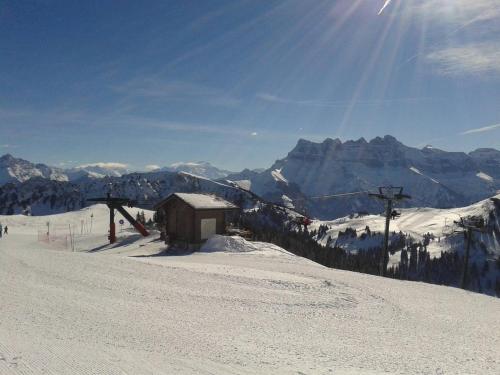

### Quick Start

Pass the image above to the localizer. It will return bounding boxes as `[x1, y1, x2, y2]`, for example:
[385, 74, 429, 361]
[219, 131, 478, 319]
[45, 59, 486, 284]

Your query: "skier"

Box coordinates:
[3, 225, 7, 235]
[0, 223, 2, 238]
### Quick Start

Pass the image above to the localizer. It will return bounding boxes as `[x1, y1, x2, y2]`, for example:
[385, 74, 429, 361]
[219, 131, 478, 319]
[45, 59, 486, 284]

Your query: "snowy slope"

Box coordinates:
[0, 207, 498, 374]
[310, 194, 500, 256]
[308, 194, 500, 295]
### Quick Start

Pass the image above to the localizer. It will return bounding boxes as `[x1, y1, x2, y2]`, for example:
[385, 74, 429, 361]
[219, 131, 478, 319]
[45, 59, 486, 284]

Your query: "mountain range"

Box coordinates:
[154, 161, 234, 180]
[0, 155, 232, 185]
[226, 136, 500, 218]
[1, 136, 499, 218]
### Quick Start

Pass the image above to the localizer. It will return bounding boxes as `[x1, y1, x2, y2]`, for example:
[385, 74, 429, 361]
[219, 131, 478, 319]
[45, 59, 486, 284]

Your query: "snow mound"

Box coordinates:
[201, 235, 292, 257]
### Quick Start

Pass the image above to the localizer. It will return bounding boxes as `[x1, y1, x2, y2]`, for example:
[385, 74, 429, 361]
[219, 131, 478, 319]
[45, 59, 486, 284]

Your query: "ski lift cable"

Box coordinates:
[292, 190, 371, 202]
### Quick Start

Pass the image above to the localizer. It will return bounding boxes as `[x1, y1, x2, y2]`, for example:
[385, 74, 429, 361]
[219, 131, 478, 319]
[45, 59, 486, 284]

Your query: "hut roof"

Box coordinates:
[155, 193, 238, 210]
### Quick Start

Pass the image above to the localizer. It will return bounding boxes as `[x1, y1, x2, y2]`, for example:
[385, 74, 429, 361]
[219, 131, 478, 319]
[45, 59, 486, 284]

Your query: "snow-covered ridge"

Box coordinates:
[311, 193, 500, 253]
[0, 170, 258, 215]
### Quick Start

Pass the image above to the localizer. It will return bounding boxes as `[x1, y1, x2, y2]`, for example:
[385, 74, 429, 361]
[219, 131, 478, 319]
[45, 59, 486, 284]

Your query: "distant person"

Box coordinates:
[0, 223, 2, 238]
[4, 226, 7, 235]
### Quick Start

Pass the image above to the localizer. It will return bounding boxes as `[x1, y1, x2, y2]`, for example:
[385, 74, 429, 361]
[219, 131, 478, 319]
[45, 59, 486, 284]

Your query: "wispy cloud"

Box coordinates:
[256, 92, 433, 107]
[113, 78, 240, 107]
[426, 43, 500, 75]
[378, 0, 392, 15]
[0, 144, 17, 149]
[145, 164, 161, 171]
[415, 0, 500, 28]
[257, 92, 345, 107]
[134, 118, 254, 137]
[76, 162, 129, 169]
[460, 123, 500, 135]
[406, 0, 500, 78]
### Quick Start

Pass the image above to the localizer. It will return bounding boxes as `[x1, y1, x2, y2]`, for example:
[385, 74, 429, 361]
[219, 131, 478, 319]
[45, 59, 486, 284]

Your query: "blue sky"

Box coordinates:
[1, 0, 499, 171]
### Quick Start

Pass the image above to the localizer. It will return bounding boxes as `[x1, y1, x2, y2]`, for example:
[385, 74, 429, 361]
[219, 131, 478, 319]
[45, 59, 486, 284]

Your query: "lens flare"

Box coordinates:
[378, 0, 392, 15]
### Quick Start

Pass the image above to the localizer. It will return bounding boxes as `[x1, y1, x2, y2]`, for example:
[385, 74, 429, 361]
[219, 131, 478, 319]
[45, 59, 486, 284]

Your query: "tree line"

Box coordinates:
[238, 203, 500, 296]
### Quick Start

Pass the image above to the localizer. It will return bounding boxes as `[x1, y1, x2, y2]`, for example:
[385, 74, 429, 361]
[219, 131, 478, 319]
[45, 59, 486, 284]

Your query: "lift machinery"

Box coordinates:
[87, 194, 149, 244]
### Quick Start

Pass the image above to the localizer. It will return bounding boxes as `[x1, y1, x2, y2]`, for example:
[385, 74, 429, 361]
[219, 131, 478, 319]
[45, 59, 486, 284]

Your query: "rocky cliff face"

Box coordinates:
[469, 148, 500, 177]
[226, 136, 500, 219]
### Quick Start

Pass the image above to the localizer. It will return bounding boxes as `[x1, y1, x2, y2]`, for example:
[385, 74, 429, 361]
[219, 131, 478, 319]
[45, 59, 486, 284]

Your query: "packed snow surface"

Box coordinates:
[0, 206, 499, 374]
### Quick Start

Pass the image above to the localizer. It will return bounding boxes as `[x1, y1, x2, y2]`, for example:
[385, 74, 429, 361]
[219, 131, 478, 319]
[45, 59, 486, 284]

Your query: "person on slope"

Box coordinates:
[0, 223, 2, 238]
[3, 225, 7, 235]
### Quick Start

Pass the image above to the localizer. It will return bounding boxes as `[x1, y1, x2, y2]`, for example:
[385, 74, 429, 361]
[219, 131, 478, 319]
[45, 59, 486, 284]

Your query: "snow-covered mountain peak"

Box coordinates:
[368, 134, 402, 146]
[470, 148, 500, 160]
[0, 153, 15, 163]
[163, 161, 234, 179]
[469, 148, 500, 177]
[227, 136, 500, 219]
[65, 163, 130, 180]
[0, 153, 68, 185]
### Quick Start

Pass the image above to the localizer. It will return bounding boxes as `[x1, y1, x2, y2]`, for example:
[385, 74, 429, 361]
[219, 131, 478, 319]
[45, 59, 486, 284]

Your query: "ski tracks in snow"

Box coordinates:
[0, 232, 499, 374]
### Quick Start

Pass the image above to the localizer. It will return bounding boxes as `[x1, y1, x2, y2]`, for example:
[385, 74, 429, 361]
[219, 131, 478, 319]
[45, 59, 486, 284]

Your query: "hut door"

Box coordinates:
[200, 218, 216, 240]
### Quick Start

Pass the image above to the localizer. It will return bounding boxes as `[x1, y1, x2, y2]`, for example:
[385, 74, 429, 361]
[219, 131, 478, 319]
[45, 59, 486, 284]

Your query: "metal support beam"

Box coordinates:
[369, 186, 411, 277]
[460, 228, 473, 289]
[380, 199, 393, 277]
[115, 205, 149, 237]
[454, 217, 485, 290]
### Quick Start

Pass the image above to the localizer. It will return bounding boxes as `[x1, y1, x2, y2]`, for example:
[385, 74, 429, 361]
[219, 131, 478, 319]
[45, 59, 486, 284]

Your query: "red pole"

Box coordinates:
[109, 222, 116, 244]
[109, 207, 116, 244]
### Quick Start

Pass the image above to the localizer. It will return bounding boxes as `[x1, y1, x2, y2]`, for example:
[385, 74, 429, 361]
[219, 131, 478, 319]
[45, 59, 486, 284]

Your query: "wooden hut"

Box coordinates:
[154, 193, 239, 244]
